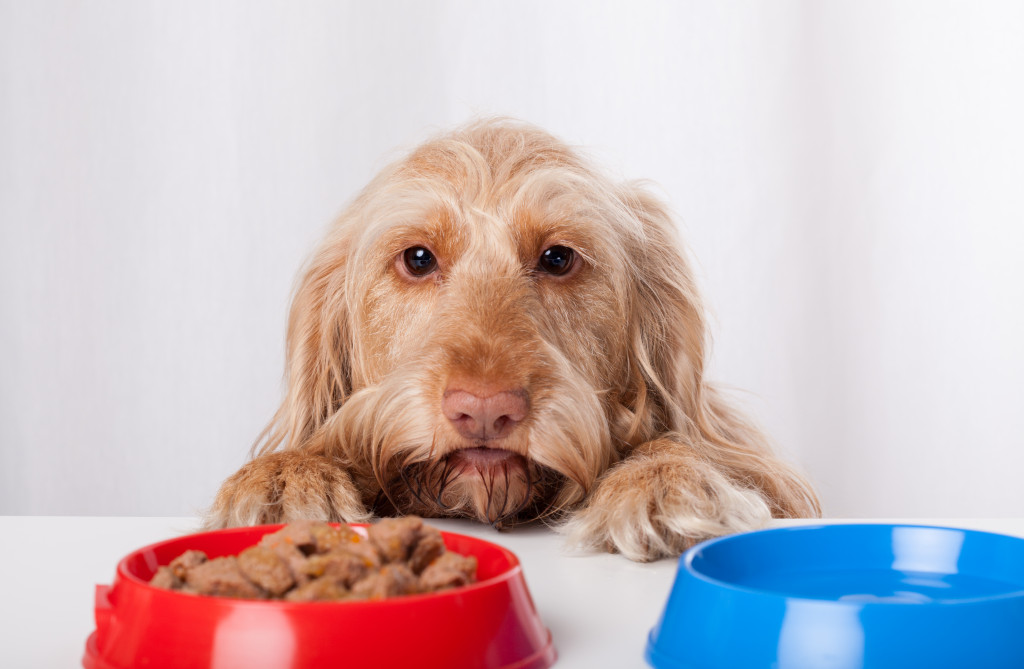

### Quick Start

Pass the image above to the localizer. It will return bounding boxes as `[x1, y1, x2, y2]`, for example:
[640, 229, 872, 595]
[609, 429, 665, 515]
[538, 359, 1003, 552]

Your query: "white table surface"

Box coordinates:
[3, 516, 1024, 668]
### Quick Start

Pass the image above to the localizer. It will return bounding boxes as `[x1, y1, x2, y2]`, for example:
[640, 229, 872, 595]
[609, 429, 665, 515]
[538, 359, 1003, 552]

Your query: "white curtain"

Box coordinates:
[2, 1, 1022, 517]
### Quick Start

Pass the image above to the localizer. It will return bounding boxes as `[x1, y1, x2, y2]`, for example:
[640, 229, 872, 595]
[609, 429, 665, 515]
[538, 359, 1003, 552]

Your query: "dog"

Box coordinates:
[206, 119, 820, 561]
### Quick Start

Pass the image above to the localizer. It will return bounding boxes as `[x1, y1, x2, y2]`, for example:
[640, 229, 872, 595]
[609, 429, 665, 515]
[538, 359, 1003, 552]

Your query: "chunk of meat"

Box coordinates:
[258, 534, 312, 587]
[419, 551, 478, 592]
[285, 577, 349, 602]
[408, 524, 445, 575]
[238, 545, 294, 596]
[184, 556, 264, 599]
[303, 550, 373, 587]
[169, 549, 207, 580]
[149, 566, 180, 590]
[259, 521, 317, 554]
[350, 564, 419, 600]
[367, 516, 424, 563]
[309, 522, 363, 554]
[342, 538, 382, 571]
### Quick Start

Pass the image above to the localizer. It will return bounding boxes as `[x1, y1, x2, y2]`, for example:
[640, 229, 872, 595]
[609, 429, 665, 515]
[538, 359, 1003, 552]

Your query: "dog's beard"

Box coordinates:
[336, 342, 614, 528]
[389, 452, 567, 528]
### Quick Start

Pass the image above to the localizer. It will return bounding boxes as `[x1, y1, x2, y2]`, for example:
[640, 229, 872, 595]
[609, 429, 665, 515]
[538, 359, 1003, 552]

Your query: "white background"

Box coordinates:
[2, 1, 1022, 518]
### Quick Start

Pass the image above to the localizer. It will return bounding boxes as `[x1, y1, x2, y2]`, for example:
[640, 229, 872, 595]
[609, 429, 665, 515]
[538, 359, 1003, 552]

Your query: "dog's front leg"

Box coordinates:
[204, 450, 371, 529]
[558, 439, 772, 561]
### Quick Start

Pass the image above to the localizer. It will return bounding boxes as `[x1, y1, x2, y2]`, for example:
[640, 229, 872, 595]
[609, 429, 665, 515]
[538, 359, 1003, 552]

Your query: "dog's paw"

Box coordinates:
[204, 451, 371, 529]
[557, 450, 772, 561]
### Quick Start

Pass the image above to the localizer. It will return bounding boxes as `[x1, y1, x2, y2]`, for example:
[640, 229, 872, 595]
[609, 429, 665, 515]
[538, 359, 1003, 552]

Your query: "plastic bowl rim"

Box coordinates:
[116, 522, 524, 607]
[680, 522, 1024, 607]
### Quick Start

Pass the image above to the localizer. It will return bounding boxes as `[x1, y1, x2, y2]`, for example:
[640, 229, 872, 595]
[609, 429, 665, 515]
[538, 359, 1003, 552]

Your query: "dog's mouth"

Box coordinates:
[448, 446, 524, 473]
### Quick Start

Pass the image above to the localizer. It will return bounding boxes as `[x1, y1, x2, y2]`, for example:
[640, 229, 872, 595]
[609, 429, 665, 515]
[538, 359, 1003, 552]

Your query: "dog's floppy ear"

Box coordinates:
[614, 184, 707, 445]
[255, 228, 353, 456]
[616, 185, 820, 518]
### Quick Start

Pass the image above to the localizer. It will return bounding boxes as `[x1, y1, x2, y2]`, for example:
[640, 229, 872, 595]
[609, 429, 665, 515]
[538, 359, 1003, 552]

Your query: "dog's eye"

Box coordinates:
[537, 245, 575, 275]
[402, 246, 437, 276]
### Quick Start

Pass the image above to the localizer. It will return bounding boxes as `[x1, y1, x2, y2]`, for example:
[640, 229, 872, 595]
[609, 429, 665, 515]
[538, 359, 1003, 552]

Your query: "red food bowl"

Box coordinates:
[82, 524, 556, 669]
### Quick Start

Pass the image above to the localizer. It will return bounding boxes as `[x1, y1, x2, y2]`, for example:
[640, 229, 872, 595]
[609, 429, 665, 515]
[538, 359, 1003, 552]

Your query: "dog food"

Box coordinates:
[149, 516, 477, 601]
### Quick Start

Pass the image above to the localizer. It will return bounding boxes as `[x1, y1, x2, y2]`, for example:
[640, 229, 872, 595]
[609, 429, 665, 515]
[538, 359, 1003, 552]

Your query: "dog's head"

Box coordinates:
[258, 120, 749, 526]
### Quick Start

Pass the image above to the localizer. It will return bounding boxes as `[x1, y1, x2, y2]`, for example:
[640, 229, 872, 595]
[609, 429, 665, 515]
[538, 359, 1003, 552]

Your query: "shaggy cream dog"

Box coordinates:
[207, 120, 819, 561]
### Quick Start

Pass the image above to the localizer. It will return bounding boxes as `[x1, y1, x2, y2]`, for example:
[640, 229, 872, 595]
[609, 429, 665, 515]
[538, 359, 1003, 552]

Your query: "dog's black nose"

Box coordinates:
[442, 387, 528, 440]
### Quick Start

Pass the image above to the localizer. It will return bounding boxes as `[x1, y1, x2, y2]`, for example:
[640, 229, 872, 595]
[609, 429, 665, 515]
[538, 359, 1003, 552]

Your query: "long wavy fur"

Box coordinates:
[210, 119, 820, 559]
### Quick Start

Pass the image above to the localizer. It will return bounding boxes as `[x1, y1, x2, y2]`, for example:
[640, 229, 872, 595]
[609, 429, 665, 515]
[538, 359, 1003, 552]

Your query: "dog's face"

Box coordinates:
[269, 122, 707, 527]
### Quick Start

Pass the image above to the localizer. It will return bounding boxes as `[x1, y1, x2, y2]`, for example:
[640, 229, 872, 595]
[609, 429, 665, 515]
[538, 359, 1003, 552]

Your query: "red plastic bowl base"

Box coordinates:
[83, 630, 556, 669]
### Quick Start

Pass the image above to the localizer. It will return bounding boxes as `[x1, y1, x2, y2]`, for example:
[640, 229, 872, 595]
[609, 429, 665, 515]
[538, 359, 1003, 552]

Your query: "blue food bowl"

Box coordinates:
[646, 524, 1024, 669]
